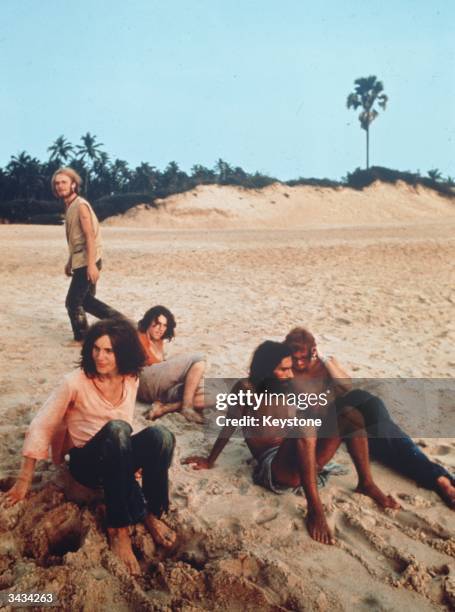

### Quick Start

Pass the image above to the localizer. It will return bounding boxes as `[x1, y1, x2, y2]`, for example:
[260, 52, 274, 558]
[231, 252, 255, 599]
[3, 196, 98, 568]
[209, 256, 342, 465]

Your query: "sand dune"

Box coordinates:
[103, 181, 455, 229]
[0, 184, 454, 610]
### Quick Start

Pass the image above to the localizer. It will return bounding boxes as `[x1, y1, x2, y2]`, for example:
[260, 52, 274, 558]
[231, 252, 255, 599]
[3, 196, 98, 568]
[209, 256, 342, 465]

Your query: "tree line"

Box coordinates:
[0, 133, 277, 203]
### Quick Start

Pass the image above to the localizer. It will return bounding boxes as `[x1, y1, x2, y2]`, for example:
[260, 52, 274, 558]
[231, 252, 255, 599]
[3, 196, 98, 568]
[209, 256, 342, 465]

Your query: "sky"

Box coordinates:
[1, 0, 454, 181]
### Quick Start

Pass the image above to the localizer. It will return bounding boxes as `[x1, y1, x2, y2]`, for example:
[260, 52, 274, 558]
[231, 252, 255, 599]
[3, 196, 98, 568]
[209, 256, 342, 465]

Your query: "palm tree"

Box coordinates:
[47, 136, 74, 164]
[346, 76, 388, 169]
[7, 152, 44, 199]
[76, 132, 105, 195]
[427, 169, 442, 182]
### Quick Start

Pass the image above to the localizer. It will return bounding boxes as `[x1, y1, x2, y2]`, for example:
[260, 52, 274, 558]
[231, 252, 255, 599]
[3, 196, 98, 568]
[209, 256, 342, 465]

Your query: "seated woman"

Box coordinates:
[137, 305, 206, 423]
[2, 318, 177, 576]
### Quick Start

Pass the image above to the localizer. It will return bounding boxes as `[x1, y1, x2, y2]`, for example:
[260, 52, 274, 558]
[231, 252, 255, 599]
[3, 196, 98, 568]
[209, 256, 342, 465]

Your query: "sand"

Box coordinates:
[0, 183, 454, 611]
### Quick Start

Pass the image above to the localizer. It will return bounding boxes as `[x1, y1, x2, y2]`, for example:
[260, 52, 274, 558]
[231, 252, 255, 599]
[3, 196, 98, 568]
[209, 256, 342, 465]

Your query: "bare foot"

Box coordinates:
[181, 406, 204, 424]
[435, 476, 455, 510]
[356, 482, 400, 509]
[107, 527, 140, 575]
[147, 401, 167, 420]
[144, 514, 177, 549]
[306, 508, 335, 545]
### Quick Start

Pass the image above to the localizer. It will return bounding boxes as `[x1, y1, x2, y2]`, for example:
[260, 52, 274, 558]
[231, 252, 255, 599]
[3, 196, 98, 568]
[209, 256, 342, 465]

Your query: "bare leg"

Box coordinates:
[181, 361, 205, 423]
[272, 434, 335, 545]
[107, 527, 140, 575]
[338, 409, 400, 509]
[144, 513, 177, 549]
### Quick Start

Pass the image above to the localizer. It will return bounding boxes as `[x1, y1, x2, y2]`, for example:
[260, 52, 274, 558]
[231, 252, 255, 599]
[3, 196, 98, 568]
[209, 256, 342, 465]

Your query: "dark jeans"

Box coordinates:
[69, 420, 175, 528]
[65, 260, 123, 341]
[335, 389, 452, 489]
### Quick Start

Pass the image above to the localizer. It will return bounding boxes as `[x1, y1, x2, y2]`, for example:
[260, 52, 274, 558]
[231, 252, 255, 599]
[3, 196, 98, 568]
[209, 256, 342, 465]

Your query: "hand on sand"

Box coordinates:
[107, 527, 140, 576]
[144, 514, 177, 550]
[306, 508, 335, 545]
[435, 476, 455, 510]
[1, 479, 30, 507]
[181, 406, 205, 424]
[182, 456, 212, 470]
[355, 482, 401, 509]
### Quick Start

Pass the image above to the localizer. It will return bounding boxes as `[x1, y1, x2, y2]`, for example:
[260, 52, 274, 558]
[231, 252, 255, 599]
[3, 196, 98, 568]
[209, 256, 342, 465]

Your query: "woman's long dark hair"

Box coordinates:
[137, 305, 176, 340]
[80, 318, 146, 377]
[249, 341, 292, 390]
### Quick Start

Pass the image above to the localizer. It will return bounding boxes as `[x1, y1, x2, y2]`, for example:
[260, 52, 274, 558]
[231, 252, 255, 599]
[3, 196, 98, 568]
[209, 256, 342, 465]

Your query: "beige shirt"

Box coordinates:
[22, 369, 139, 464]
[65, 196, 102, 270]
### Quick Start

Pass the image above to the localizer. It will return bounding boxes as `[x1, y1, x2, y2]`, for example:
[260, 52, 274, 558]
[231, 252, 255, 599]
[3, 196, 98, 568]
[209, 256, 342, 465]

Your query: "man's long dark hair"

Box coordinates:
[137, 305, 176, 340]
[80, 318, 146, 377]
[249, 341, 292, 391]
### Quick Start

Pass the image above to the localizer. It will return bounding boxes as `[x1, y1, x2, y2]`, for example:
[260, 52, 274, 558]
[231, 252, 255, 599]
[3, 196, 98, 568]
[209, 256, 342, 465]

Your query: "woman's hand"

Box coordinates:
[2, 478, 31, 506]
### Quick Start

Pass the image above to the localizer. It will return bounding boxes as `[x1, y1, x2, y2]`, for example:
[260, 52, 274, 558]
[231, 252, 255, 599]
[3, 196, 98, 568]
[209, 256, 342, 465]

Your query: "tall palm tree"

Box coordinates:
[47, 136, 74, 164]
[76, 132, 105, 195]
[346, 76, 388, 169]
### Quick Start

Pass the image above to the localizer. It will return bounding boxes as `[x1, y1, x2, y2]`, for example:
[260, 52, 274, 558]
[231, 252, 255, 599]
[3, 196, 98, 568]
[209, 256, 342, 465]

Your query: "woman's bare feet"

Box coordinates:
[146, 401, 167, 420]
[356, 482, 400, 509]
[107, 527, 140, 575]
[144, 514, 177, 549]
[181, 406, 204, 424]
[435, 476, 455, 510]
[306, 507, 335, 545]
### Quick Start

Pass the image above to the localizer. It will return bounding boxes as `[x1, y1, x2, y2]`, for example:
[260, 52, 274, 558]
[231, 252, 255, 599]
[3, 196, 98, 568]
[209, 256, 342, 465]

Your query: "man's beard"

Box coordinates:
[259, 377, 294, 394]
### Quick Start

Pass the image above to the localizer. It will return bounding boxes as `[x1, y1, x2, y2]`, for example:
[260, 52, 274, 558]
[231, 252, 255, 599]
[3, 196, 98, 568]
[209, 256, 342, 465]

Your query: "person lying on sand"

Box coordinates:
[52, 167, 123, 344]
[285, 326, 455, 510]
[1, 318, 177, 576]
[184, 340, 399, 545]
[137, 305, 206, 423]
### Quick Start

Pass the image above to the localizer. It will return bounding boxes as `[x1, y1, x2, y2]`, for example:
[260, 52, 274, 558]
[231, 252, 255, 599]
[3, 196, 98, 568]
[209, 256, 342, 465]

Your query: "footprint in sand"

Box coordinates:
[426, 444, 452, 457]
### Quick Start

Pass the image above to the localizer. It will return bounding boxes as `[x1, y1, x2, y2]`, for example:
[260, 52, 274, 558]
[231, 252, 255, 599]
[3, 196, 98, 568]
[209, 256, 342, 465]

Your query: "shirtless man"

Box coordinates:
[184, 340, 399, 545]
[285, 326, 455, 509]
[52, 168, 122, 342]
[2, 318, 176, 575]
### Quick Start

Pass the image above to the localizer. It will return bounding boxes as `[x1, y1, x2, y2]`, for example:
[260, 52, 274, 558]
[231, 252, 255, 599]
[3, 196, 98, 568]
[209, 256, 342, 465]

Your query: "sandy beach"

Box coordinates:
[0, 183, 454, 610]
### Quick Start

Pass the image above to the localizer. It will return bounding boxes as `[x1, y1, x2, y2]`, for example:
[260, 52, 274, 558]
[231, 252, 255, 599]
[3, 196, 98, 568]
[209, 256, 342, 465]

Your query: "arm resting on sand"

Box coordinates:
[183, 381, 244, 469]
[3, 457, 36, 505]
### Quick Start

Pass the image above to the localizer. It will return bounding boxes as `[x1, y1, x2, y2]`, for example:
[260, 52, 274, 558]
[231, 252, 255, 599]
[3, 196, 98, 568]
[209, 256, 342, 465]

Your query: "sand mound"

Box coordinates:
[103, 181, 455, 230]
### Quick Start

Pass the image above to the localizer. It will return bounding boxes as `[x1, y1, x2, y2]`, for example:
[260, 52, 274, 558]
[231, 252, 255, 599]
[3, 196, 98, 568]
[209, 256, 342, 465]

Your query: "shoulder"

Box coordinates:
[63, 369, 89, 390]
[124, 375, 140, 392]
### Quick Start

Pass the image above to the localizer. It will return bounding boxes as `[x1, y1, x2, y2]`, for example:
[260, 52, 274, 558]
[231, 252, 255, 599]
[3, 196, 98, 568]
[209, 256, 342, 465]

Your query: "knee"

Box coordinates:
[295, 435, 317, 450]
[103, 420, 132, 447]
[143, 425, 175, 461]
[192, 353, 206, 364]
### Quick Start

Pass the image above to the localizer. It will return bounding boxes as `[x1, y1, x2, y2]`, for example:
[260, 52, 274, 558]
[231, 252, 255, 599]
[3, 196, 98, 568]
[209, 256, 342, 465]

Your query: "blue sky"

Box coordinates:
[1, 0, 454, 180]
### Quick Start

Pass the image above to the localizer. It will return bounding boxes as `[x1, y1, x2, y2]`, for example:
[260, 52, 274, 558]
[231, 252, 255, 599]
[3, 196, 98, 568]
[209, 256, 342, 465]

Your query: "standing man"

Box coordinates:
[52, 168, 123, 342]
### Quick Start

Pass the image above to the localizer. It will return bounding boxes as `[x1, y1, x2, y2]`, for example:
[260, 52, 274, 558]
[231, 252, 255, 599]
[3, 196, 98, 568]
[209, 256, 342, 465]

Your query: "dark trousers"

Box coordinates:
[335, 389, 451, 489]
[65, 260, 123, 341]
[69, 420, 175, 528]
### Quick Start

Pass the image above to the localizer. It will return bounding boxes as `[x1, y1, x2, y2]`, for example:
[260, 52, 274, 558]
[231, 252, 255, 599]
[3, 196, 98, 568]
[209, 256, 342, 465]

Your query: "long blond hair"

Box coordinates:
[51, 167, 83, 197]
